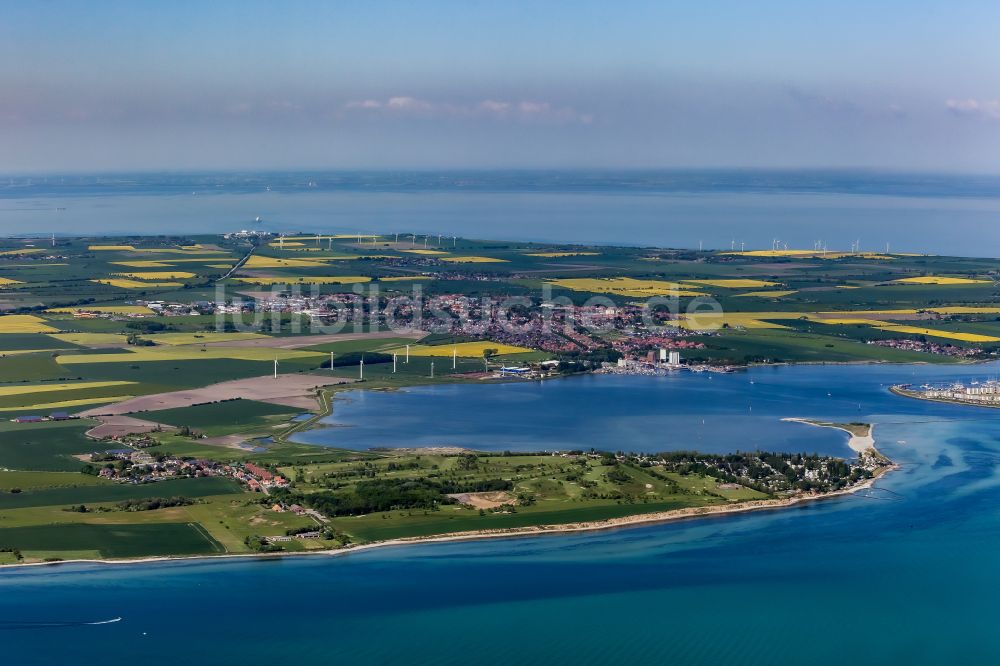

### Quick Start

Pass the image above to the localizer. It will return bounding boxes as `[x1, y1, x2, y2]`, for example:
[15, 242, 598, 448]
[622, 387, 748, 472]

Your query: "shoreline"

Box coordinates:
[889, 384, 1000, 410]
[782, 417, 876, 453]
[0, 460, 895, 572]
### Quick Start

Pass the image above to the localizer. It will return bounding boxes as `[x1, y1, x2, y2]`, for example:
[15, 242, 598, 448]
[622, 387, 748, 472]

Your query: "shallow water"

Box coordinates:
[292, 364, 985, 455]
[4, 362, 1000, 664]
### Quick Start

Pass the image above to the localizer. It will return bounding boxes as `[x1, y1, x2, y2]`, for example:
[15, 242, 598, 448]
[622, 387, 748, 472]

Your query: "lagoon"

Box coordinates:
[292, 365, 983, 455]
[4, 362, 1000, 663]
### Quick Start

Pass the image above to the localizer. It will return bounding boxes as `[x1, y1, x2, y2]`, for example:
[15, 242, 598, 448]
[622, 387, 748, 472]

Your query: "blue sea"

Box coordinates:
[4, 170, 1000, 256]
[4, 362, 1000, 664]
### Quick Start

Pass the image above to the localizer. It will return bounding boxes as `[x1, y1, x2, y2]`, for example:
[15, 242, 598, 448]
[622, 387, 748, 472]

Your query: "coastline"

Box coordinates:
[782, 417, 876, 453]
[889, 384, 1000, 410]
[0, 459, 895, 571]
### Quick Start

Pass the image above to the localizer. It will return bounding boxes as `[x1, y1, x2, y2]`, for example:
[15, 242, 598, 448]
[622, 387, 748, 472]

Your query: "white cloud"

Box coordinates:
[342, 96, 592, 124]
[946, 98, 1000, 120]
[345, 99, 382, 109]
[386, 96, 433, 111]
[478, 99, 511, 113]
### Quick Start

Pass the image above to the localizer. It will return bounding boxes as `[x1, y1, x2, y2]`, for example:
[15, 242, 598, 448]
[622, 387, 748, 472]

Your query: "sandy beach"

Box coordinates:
[783, 417, 876, 453]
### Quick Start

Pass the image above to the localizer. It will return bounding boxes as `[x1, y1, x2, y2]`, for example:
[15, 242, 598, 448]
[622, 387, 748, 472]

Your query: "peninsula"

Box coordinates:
[2, 229, 984, 563]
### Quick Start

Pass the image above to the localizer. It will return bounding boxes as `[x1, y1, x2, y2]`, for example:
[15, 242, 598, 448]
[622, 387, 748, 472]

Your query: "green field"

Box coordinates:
[142, 399, 300, 436]
[0, 522, 224, 558]
[333, 500, 699, 541]
[0, 232, 989, 561]
[0, 470, 110, 491]
[0, 420, 105, 471]
[0, 476, 241, 509]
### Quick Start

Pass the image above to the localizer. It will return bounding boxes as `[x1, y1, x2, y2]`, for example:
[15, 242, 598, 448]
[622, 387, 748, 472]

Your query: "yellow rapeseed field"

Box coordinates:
[401, 249, 449, 255]
[92, 279, 183, 289]
[0, 248, 46, 256]
[390, 342, 534, 357]
[89, 245, 136, 251]
[439, 256, 509, 263]
[0, 380, 138, 397]
[0, 277, 24, 286]
[132, 248, 230, 255]
[733, 290, 797, 298]
[721, 250, 894, 260]
[283, 235, 380, 241]
[685, 279, 781, 288]
[550, 277, 706, 297]
[0, 315, 59, 333]
[671, 312, 792, 331]
[241, 256, 331, 269]
[110, 261, 175, 268]
[269, 241, 306, 247]
[873, 324, 1000, 343]
[0, 395, 135, 411]
[893, 276, 990, 285]
[113, 271, 196, 280]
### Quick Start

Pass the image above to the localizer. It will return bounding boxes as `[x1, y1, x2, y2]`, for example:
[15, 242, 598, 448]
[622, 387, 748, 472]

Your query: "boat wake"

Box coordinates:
[0, 617, 121, 630]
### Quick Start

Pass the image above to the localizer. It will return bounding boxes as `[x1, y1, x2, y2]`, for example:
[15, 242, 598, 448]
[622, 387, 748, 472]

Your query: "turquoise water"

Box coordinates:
[3, 363, 1000, 664]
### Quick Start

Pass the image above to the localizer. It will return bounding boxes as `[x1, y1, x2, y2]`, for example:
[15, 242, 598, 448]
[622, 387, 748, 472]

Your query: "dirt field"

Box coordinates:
[77, 373, 357, 417]
[85, 415, 177, 439]
[446, 491, 515, 509]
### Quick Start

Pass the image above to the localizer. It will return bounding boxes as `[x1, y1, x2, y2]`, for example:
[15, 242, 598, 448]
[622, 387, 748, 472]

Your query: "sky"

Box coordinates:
[2, 0, 1000, 173]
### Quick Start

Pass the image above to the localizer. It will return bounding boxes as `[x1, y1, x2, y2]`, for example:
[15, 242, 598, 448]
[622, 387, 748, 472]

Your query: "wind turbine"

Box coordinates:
[359, 356, 364, 380]
[452, 347, 457, 370]
[393, 353, 397, 373]
[273, 358, 278, 379]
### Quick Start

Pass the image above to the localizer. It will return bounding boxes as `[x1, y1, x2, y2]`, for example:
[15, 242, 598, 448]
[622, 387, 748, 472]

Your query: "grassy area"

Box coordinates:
[0, 522, 224, 559]
[0, 470, 111, 491]
[277, 452, 769, 544]
[141, 399, 300, 436]
[2, 232, 995, 560]
[0, 420, 106, 471]
[0, 476, 241, 509]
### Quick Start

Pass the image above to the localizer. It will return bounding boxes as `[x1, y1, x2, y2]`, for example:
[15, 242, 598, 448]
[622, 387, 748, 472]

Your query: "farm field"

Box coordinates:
[0, 476, 240, 509]
[141, 399, 300, 436]
[0, 522, 224, 559]
[1, 231, 999, 562]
